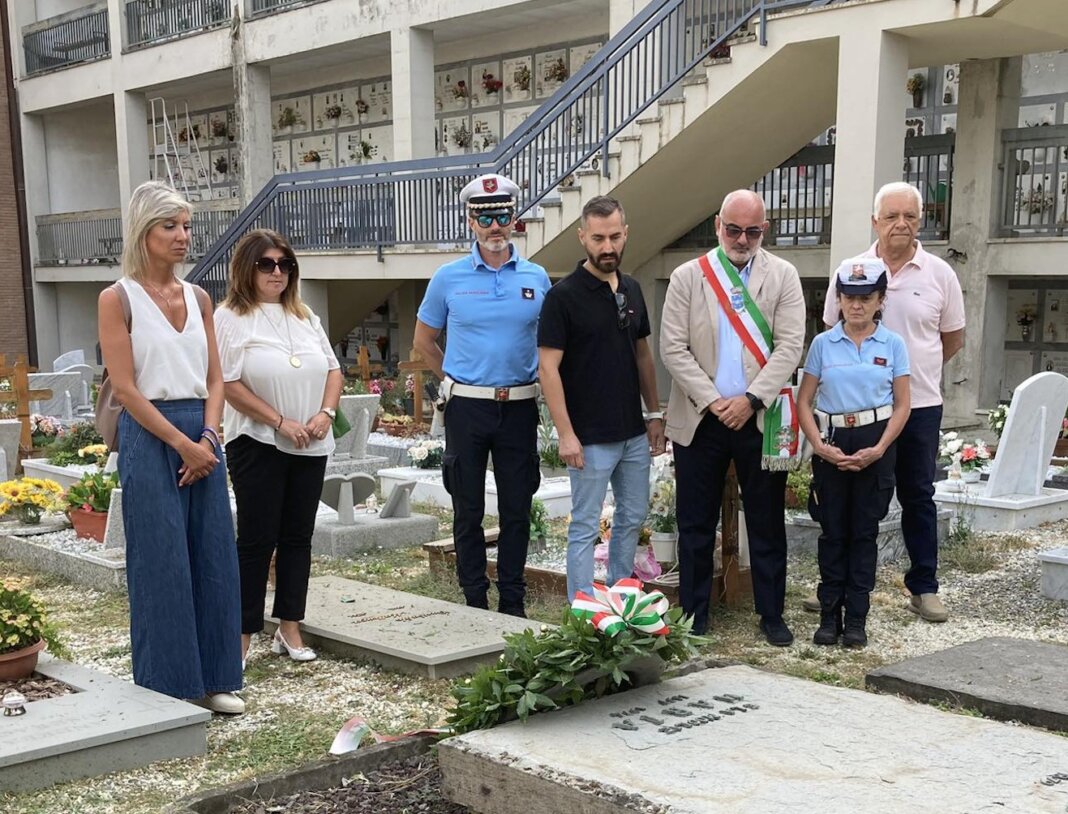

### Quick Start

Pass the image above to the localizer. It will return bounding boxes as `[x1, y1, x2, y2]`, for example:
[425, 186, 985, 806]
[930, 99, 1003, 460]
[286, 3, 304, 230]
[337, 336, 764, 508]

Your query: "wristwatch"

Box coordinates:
[321, 407, 337, 420]
[744, 392, 763, 412]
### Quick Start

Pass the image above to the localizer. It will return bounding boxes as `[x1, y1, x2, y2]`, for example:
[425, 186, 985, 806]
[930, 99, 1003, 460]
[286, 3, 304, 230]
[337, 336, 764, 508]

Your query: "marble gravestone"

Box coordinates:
[320, 473, 376, 524]
[333, 394, 380, 460]
[986, 371, 1068, 498]
[52, 349, 85, 372]
[934, 372, 1068, 530]
[28, 371, 84, 417]
[440, 666, 1068, 814]
[312, 473, 437, 556]
[60, 363, 96, 411]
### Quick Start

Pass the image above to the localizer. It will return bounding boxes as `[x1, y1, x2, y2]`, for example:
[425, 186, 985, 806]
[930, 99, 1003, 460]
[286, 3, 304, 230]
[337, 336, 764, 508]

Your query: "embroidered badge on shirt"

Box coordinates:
[521, 287, 535, 300]
[729, 286, 745, 312]
[873, 357, 888, 367]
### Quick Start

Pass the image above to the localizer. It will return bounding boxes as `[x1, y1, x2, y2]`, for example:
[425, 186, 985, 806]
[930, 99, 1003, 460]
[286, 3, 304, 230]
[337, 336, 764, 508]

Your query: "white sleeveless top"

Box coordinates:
[119, 277, 209, 400]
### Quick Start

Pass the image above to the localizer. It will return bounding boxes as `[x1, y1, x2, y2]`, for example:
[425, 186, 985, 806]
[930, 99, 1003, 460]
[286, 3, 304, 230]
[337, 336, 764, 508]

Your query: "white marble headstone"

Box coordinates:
[320, 473, 376, 525]
[333, 394, 381, 459]
[60, 364, 96, 407]
[52, 349, 85, 371]
[986, 371, 1068, 498]
[28, 372, 83, 417]
[103, 488, 125, 551]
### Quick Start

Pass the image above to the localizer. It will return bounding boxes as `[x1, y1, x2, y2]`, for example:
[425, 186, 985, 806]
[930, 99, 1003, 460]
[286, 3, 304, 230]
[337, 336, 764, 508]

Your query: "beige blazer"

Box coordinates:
[659, 248, 806, 446]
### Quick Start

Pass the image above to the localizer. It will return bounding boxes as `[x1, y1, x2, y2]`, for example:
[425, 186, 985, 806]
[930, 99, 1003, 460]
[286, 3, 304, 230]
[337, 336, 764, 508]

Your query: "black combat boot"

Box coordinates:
[812, 606, 842, 646]
[841, 614, 868, 648]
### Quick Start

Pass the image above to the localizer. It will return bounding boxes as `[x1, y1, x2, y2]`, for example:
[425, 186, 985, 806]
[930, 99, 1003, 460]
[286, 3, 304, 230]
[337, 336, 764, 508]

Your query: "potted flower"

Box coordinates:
[302, 149, 321, 167]
[407, 439, 444, 469]
[0, 580, 67, 680]
[906, 72, 926, 108]
[481, 71, 503, 95]
[452, 79, 469, 100]
[647, 477, 677, 563]
[451, 121, 473, 150]
[938, 432, 990, 483]
[0, 477, 64, 526]
[213, 155, 229, 176]
[547, 57, 569, 83]
[64, 470, 119, 543]
[512, 63, 531, 92]
[355, 98, 369, 118]
[324, 103, 344, 124]
[30, 413, 62, 449]
[277, 106, 303, 132]
[403, 373, 416, 415]
[529, 497, 550, 554]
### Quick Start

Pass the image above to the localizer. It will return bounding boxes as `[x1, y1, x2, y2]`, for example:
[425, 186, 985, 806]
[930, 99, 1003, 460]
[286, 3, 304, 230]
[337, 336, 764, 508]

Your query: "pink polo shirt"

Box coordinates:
[822, 241, 965, 409]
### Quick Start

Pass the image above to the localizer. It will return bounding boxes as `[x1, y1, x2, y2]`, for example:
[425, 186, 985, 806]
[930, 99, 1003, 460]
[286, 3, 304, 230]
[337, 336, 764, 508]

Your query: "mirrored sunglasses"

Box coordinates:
[475, 213, 514, 228]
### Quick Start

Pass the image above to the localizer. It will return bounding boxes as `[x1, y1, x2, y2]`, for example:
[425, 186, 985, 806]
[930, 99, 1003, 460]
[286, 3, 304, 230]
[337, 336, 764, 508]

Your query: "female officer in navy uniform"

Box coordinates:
[797, 258, 911, 648]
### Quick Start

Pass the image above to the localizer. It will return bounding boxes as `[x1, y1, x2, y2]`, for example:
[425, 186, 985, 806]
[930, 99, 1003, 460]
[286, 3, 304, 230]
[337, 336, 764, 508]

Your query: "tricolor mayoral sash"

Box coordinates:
[698, 247, 801, 472]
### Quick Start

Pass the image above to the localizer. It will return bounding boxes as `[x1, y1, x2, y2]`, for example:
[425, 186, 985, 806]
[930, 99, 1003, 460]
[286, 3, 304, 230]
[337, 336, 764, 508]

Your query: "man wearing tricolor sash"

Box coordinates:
[660, 190, 805, 644]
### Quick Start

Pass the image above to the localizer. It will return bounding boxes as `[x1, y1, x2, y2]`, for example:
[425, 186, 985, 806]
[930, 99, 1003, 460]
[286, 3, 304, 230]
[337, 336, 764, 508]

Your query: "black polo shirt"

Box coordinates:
[537, 261, 651, 445]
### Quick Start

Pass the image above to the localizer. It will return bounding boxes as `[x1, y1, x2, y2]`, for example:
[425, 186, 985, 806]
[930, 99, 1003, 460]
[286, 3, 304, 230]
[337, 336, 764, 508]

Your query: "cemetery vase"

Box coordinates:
[13, 504, 42, 525]
[961, 469, 981, 484]
[912, 90, 924, 108]
[69, 508, 107, 543]
[0, 638, 45, 681]
[650, 531, 678, 564]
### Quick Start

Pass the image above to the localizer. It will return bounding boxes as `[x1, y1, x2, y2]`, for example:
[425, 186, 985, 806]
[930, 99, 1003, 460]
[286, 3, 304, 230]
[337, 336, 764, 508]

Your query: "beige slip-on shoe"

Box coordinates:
[908, 593, 949, 623]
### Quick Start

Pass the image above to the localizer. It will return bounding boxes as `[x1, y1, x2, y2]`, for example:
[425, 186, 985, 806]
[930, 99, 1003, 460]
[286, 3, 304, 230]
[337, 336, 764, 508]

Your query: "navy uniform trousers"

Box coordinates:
[442, 395, 540, 614]
[809, 419, 897, 619]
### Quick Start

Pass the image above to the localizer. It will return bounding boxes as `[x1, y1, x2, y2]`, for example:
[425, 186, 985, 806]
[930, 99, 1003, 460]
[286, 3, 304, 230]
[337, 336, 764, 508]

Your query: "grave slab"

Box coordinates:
[323, 453, 390, 478]
[20, 458, 97, 490]
[311, 511, 439, 556]
[786, 507, 952, 564]
[0, 419, 21, 477]
[0, 531, 126, 592]
[379, 467, 590, 518]
[866, 636, 1068, 732]
[266, 576, 536, 678]
[0, 657, 209, 793]
[439, 665, 1068, 814]
[1039, 546, 1068, 601]
[933, 482, 1068, 531]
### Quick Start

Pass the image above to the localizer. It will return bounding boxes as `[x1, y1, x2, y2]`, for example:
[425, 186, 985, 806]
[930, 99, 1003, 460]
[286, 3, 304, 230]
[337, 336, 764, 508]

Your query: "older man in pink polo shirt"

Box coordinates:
[811, 181, 965, 623]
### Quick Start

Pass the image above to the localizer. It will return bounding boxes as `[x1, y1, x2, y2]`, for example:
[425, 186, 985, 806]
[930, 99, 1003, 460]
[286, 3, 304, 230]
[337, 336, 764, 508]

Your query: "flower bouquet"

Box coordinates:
[986, 404, 1008, 438]
[407, 439, 444, 469]
[0, 478, 64, 525]
[481, 72, 503, 94]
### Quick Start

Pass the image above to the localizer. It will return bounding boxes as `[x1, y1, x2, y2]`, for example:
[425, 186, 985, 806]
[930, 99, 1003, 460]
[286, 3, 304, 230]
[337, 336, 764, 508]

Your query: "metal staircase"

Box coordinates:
[186, 0, 851, 298]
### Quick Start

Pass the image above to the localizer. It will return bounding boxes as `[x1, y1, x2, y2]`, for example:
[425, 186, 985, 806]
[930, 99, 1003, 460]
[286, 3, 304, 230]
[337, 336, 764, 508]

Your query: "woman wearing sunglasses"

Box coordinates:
[214, 229, 342, 667]
[98, 181, 243, 714]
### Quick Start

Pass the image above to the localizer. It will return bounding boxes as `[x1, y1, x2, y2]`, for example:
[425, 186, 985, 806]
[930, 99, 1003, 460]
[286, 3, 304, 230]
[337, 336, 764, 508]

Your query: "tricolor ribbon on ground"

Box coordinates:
[570, 578, 670, 637]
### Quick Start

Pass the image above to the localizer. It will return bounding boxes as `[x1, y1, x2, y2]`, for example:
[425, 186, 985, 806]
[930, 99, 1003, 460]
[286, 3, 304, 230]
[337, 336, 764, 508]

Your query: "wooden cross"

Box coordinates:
[397, 349, 438, 425]
[714, 465, 753, 608]
[352, 345, 383, 384]
[0, 355, 54, 454]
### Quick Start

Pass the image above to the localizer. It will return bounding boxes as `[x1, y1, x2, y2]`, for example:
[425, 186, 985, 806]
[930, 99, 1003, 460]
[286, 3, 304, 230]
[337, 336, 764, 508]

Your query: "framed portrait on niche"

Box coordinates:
[273, 96, 311, 135]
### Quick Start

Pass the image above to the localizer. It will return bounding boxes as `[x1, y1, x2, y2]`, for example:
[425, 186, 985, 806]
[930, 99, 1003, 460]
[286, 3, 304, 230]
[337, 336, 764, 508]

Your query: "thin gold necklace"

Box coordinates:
[261, 305, 302, 368]
[142, 277, 178, 311]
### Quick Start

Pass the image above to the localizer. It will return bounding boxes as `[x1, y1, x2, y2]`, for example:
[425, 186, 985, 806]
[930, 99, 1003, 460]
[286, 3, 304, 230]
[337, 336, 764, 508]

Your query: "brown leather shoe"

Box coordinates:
[802, 594, 820, 613]
[908, 593, 948, 623]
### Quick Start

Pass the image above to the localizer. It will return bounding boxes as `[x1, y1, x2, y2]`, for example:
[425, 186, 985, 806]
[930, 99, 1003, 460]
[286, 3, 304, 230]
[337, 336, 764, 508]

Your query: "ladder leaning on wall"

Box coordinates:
[149, 97, 213, 202]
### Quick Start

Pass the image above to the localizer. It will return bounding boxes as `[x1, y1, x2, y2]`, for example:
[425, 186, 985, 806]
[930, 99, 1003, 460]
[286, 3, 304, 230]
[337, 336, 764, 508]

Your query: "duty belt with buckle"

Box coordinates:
[444, 378, 540, 402]
[817, 404, 893, 429]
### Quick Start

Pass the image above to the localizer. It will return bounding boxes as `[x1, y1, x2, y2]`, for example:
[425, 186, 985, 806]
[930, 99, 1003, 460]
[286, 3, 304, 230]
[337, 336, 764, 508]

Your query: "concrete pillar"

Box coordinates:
[394, 280, 423, 362]
[114, 91, 150, 223]
[609, 0, 640, 37]
[942, 57, 1022, 418]
[19, 112, 60, 363]
[828, 29, 909, 265]
[390, 26, 435, 161]
[300, 280, 330, 337]
[233, 30, 273, 205]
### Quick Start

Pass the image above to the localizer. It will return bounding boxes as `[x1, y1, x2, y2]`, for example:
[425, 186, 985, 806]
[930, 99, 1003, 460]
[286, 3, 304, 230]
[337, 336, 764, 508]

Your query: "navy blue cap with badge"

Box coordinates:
[834, 256, 889, 296]
[460, 174, 520, 217]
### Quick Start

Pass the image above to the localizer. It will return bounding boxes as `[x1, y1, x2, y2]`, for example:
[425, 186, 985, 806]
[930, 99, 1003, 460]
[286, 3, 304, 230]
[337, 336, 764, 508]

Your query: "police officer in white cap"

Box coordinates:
[796, 258, 911, 648]
[414, 173, 551, 617]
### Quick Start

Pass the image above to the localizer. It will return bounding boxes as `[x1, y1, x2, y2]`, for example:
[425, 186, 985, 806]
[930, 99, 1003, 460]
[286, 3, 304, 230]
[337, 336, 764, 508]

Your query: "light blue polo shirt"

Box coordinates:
[417, 243, 550, 386]
[714, 258, 752, 398]
[803, 322, 910, 415]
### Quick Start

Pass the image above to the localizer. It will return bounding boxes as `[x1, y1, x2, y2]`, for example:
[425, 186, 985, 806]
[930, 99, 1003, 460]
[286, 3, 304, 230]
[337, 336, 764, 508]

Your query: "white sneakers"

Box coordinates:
[193, 692, 245, 715]
[271, 629, 318, 662]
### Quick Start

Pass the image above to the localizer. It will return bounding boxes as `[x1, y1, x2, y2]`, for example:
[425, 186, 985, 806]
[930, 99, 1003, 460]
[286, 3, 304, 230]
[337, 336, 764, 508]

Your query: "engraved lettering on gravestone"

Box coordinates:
[720, 708, 735, 716]
[662, 707, 693, 717]
[1041, 773, 1068, 786]
[349, 609, 451, 625]
[639, 715, 664, 726]
[659, 694, 688, 705]
[659, 725, 681, 735]
[744, 703, 759, 710]
[687, 699, 717, 710]
[612, 720, 638, 731]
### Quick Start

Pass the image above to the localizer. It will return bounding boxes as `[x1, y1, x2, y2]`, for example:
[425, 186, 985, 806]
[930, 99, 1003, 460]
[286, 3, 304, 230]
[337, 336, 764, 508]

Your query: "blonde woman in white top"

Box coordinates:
[98, 181, 244, 715]
[214, 229, 342, 667]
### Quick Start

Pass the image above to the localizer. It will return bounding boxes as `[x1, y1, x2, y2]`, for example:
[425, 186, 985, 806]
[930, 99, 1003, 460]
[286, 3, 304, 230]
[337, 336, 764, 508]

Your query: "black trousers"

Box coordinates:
[442, 395, 539, 612]
[809, 420, 896, 620]
[674, 412, 788, 634]
[226, 435, 328, 633]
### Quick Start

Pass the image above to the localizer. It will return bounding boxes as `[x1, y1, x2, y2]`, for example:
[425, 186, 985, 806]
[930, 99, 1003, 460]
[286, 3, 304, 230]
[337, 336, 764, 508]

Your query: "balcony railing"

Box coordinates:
[247, 0, 329, 17]
[125, 0, 230, 49]
[36, 203, 240, 266]
[999, 125, 1068, 238]
[669, 134, 956, 249]
[23, 4, 110, 77]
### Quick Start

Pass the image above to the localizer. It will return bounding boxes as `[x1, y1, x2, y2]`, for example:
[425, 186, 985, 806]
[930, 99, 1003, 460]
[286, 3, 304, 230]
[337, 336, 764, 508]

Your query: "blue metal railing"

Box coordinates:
[247, 0, 329, 16]
[23, 5, 110, 76]
[187, 0, 853, 298]
[126, 0, 230, 48]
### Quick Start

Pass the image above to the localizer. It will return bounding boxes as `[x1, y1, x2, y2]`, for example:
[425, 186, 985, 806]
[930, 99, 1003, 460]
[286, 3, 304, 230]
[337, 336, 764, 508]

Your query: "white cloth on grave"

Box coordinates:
[215, 303, 340, 456]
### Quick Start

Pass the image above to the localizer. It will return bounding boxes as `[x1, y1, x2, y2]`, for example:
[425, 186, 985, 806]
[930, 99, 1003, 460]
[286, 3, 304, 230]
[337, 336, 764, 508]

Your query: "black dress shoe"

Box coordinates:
[759, 616, 794, 646]
[841, 615, 867, 648]
[499, 605, 526, 618]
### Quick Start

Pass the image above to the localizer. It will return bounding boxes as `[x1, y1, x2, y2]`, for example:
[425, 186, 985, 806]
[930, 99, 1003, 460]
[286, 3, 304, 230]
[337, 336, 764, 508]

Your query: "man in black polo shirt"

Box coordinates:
[538, 196, 665, 601]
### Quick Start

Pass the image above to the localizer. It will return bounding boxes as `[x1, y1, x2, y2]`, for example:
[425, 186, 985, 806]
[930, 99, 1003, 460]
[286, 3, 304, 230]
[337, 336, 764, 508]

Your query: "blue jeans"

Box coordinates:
[896, 405, 943, 595]
[119, 400, 242, 699]
[566, 433, 650, 601]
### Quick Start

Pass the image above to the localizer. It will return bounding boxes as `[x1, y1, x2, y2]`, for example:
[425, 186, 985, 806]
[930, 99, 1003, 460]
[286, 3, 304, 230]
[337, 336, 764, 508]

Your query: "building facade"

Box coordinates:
[8, 0, 1068, 422]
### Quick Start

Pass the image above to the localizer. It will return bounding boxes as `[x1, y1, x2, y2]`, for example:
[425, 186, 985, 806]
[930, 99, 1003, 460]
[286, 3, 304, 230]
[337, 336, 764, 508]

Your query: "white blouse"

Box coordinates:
[214, 303, 340, 456]
[119, 277, 209, 401]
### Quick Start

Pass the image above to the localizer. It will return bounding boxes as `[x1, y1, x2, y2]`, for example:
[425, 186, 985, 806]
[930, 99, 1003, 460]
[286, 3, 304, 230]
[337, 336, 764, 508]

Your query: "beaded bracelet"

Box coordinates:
[200, 427, 221, 448]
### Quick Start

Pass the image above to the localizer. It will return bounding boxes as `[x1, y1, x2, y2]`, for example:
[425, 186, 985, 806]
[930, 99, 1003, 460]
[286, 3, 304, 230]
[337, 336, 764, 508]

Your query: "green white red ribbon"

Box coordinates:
[571, 578, 670, 636]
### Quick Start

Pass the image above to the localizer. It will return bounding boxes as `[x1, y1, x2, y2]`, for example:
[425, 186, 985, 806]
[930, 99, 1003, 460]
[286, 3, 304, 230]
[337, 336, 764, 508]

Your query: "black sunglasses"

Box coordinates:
[255, 257, 298, 274]
[723, 224, 765, 241]
[475, 213, 514, 228]
[614, 291, 630, 330]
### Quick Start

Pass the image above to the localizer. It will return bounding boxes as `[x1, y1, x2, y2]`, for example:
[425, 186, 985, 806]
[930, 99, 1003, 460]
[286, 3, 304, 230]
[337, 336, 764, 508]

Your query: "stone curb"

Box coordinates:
[164, 736, 435, 814]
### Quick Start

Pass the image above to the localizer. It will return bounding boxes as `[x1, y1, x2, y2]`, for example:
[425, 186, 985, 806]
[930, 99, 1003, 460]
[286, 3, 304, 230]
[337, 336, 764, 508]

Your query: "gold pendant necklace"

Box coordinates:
[262, 306, 302, 368]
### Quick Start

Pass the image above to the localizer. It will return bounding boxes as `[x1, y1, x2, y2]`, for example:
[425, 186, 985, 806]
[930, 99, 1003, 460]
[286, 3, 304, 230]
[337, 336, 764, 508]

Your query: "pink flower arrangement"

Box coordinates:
[405, 374, 415, 396]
